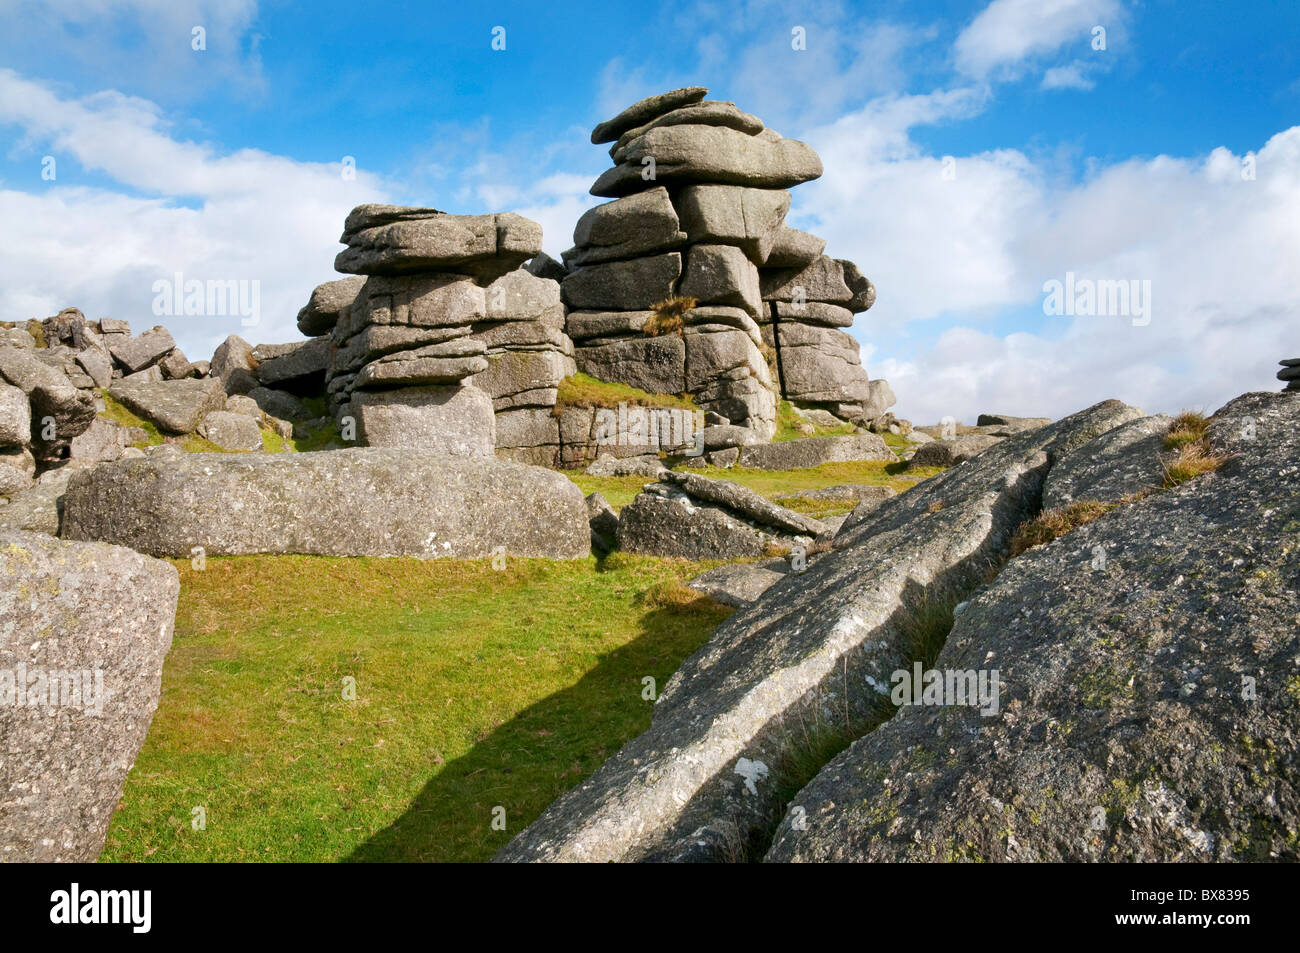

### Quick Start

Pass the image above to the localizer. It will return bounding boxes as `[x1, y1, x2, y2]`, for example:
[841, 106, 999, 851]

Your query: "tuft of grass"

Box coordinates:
[1160, 411, 1229, 489]
[1161, 441, 1229, 488]
[1011, 501, 1116, 557]
[100, 553, 732, 863]
[644, 296, 696, 337]
[554, 372, 697, 414]
[640, 580, 731, 618]
[1163, 411, 1210, 451]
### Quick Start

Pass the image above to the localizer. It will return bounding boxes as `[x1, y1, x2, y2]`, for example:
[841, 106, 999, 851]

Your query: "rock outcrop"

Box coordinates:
[617, 469, 828, 559]
[0, 530, 179, 861]
[560, 87, 893, 441]
[287, 206, 583, 464]
[60, 449, 591, 559]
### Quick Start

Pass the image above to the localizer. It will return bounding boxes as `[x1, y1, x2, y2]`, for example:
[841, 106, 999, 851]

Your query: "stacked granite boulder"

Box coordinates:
[1280, 358, 1300, 392]
[560, 86, 894, 438]
[300, 205, 573, 461]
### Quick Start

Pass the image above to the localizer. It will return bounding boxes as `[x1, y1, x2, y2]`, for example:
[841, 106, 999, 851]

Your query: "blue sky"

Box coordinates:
[1, 0, 1297, 422]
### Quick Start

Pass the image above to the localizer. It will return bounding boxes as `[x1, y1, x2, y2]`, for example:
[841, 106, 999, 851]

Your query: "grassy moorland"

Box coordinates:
[101, 553, 731, 863]
[101, 437, 943, 863]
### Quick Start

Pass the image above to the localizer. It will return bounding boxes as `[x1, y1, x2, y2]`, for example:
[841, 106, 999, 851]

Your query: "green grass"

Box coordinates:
[565, 458, 943, 513]
[555, 372, 698, 413]
[100, 552, 730, 863]
[687, 460, 942, 499]
[99, 391, 165, 447]
[772, 400, 858, 443]
[565, 472, 662, 510]
[881, 431, 910, 453]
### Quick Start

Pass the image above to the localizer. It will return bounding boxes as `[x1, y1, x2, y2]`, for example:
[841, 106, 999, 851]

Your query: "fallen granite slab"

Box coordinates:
[60, 449, 590, 559]
[0, 530, 178, 862]
[496, 400, 1141, 862]
[660, 470, 827, 537]
[768, 391, 1300, 862]
[687, 559, 790, 608]
[108, 377, 227, 435]
[736, 433, 893, 470]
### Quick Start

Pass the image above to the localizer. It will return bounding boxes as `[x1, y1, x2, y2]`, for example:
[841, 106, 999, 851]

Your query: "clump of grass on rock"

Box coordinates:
[644, 295, 696, 337]
[1011, 501, 1116, 557]
[1160, 411, 1229, 488]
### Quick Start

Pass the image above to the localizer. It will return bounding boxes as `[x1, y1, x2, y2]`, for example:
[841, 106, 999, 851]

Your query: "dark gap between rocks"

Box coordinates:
[768, 300, 789, 401]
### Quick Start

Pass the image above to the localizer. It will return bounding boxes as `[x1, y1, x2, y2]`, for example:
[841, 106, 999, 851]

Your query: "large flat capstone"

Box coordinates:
[59, 449, 591, 559]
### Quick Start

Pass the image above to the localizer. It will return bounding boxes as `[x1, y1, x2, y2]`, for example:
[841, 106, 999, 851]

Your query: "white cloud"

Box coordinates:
[0, 1, 265, 100]
[954, 0, 1120, 80]
[1041, 62, 1097, 90]
[796, 92, 1300, 424]
[0, 70, 387, 362]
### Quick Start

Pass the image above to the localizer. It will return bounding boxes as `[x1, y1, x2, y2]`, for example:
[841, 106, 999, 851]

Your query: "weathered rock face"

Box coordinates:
[334, 206, 542, 281]
[496, 400, 1143, 862]
[561, 86, 892, 440]
[769, 391, 1300, 862]
[1041, 413, 1172, 509]
[297, 275, 367, 336]
[0, 530, 178, 862]
[351, 384, 495, 456]
[61, 449, 590, 559]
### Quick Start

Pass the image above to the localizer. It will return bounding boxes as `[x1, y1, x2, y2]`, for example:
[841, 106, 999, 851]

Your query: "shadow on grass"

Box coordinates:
[345, 599, 728, 863]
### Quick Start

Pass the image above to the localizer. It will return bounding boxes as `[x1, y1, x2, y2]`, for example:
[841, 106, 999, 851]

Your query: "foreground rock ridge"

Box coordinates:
[498, 393, 1300, 862]
[767, 390, 1300, 862]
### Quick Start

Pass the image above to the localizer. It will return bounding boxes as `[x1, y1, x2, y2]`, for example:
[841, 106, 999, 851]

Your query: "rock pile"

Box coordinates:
[1, 309, 206, 488]
[560, 87, 893, 439]
[293, 205, 578, 462]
